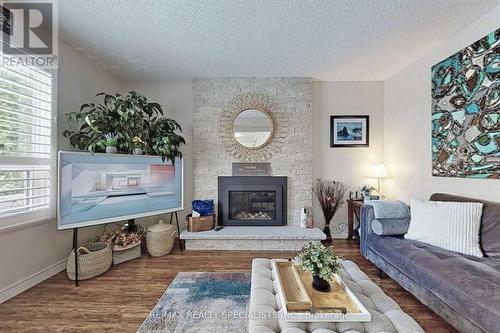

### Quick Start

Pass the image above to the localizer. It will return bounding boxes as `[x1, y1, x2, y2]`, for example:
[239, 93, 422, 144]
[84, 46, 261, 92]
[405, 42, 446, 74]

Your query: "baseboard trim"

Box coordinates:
[0, 258, 66, 304]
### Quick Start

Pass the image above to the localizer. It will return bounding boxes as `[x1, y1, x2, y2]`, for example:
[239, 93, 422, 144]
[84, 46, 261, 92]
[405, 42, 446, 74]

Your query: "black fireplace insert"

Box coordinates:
[218, 176, 287, 226]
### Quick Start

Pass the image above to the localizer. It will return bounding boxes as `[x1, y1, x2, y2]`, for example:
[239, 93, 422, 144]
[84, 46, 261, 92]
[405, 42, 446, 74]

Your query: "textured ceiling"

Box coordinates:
[58, 0, 500, 81]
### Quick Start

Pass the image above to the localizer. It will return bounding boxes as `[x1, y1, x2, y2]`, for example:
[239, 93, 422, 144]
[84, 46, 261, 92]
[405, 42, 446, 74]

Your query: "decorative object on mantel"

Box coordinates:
[186, 214, 215, 232]
[300, 206, 314, 229]
[295, 241, 342, 292]
[146, 219, 176, 257]
[330, 115, 369, 147]
[314, 178, 348, 242]
[192, 199, 214, 217]
[232, 162, 271, 176]
[63, 91, 185, 164]
[66, 242, 112, 281]
[432, 28, 500, 179]
[218, 93, 288, 161]
[300, 207, 308, 228]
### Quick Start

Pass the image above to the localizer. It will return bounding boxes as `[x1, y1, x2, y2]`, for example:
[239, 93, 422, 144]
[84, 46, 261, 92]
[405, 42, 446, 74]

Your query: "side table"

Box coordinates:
[347, 199, 363, 240]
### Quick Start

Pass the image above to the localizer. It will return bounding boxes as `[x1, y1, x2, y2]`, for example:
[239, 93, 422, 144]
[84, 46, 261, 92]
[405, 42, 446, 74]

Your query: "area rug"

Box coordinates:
[137, 272, 251, 333]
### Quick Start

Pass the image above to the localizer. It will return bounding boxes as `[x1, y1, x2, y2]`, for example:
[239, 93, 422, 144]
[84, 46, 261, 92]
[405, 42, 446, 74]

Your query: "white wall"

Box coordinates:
[0, 40, 122, 300]
[120, 81, 194, 225]
[312, 81, 385, 237]
[384, 5, 500, 203]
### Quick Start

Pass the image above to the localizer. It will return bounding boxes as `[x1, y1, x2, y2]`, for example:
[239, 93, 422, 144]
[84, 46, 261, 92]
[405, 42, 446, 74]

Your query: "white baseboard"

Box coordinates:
[0, 259, 66, 304]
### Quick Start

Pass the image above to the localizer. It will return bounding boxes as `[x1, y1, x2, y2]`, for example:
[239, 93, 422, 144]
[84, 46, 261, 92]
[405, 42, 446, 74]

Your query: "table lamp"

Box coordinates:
[368, 164, 388, 196]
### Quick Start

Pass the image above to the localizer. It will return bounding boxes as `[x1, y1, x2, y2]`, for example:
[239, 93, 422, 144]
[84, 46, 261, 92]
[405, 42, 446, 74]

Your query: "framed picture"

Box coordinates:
[330, 115, 369, 147]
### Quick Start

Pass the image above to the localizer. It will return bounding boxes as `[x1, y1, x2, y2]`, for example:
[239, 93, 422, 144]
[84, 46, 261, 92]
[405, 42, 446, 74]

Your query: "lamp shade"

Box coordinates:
[368, 164, 388, 178]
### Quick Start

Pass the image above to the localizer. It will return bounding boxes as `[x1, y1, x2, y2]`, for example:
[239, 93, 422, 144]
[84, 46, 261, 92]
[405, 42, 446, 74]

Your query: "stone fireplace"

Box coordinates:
[193, 78, 313, 226]
[218, 176, 286, 226]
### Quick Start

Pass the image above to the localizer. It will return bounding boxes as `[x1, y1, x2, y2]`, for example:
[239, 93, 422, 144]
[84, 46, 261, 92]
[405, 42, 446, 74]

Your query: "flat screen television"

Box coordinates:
[57, 151, 183, 230]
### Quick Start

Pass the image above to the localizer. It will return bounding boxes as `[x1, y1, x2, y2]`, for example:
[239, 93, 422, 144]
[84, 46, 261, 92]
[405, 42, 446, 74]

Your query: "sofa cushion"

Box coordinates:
[368, 234, 500, 333]
[430, 193, 500, 258]
[406, 199, 483, 257]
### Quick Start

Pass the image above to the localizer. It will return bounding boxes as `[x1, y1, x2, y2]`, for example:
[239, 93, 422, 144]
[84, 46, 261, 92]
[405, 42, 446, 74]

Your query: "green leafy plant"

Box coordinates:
[63, 91, 185, 164]
[296, 242, 342, 281]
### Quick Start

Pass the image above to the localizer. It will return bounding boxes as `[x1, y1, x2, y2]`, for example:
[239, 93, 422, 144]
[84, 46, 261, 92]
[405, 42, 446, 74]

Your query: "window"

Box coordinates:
[0, 63, 56, 227]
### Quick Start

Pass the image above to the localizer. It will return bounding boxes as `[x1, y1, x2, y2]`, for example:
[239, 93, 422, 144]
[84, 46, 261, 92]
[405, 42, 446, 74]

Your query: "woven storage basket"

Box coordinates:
[146, 220, 176, 257]
[66, 242, 112, 281]
[186, 214, 215, 232]
[112, 243, 142, 265]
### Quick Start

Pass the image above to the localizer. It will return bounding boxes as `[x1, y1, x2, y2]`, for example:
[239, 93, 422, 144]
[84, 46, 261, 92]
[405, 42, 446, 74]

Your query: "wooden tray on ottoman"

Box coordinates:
[272, 259, 371, 322]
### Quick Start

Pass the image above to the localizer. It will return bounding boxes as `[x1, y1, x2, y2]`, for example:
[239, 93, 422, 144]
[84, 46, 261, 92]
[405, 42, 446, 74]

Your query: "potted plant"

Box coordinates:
[132, 136, 146, 155]
[361, 185, 376, 201]
[104, 133, 118, 154]
[296, 242, 342, 292]
[314, 178, 348, 242]
[63, 91, 185, 164]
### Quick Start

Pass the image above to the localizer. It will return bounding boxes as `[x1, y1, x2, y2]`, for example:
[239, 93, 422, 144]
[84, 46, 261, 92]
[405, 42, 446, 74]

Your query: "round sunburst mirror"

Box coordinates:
[232, 109, 274, 149]
[218, 93, 287, 162]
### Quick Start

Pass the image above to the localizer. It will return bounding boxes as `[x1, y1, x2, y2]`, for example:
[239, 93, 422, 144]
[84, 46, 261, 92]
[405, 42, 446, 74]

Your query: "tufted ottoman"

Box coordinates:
[249, 259, 425, 333]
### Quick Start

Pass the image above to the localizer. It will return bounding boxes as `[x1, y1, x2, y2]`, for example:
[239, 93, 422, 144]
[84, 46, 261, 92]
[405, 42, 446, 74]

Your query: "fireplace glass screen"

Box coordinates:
[229, 191, 276, 220]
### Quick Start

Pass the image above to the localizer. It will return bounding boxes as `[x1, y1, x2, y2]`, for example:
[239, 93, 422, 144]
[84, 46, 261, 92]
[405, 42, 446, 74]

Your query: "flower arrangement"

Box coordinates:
[296, 242, 342, 292]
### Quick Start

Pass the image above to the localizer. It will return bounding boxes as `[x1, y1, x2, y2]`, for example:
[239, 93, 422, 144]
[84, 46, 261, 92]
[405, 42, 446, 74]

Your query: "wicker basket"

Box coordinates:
[66, 242, 112, 281]
[146, 222, 176, 257]
[112, 243, 142, 265]
[186, 214, 215, 232]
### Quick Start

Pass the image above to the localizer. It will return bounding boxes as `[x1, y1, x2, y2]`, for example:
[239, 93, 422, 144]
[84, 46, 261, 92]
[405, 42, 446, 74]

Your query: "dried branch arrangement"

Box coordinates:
[313, 178, 348, 241]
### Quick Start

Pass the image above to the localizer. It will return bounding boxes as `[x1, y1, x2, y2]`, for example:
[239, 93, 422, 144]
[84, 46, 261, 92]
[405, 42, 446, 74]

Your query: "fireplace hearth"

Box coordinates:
[218, 176, 287, 226]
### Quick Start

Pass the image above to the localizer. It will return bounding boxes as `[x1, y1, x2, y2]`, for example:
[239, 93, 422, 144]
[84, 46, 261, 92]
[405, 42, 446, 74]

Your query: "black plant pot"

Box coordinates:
[312, 275, 331, 292]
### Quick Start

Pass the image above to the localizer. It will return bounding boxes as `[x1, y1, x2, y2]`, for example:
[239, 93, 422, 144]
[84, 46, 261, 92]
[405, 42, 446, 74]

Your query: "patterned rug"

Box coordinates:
[138, 272, 251, 333]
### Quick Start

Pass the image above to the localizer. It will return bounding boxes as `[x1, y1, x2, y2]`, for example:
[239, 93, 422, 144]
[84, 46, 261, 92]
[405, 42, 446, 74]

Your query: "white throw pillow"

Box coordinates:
[406, 199, 483, 257]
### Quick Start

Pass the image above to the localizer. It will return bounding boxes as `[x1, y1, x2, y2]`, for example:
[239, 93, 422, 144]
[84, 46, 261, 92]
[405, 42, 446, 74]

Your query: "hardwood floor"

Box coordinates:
[0, 240, 457, 333]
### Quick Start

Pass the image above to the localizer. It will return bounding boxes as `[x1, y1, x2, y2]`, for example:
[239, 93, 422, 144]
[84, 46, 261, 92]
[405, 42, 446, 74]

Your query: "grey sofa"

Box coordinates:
[360, 193, 500, 333]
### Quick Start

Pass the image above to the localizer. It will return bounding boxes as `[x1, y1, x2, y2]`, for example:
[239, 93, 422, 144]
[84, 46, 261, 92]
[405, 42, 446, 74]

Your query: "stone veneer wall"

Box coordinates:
[193, 78, 312, 225]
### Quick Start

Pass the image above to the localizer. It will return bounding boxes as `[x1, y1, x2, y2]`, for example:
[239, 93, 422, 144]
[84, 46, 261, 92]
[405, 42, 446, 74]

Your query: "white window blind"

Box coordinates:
[0, 63, 55, 226]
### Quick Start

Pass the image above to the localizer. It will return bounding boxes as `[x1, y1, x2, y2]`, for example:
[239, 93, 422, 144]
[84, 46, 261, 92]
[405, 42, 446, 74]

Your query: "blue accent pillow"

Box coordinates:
[192, 200, 214, 216]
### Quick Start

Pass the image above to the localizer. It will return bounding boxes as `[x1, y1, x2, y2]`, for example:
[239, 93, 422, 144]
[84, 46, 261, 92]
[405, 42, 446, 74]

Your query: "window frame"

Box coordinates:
[0, 63, 57, 232]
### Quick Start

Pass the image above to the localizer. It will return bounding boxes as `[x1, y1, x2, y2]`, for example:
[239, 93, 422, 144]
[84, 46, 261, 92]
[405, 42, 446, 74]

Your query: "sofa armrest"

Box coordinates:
[371, 218, 410, 236]
[360, 205, 375, 257]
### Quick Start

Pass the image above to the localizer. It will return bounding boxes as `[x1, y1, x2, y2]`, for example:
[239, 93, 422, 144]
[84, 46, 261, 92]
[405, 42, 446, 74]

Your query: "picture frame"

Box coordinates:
[330, 115, 369, 147]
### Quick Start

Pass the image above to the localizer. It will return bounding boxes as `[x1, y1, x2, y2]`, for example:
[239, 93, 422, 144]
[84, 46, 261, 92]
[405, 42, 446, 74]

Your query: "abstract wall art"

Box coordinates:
[432, 28, 500, 179]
